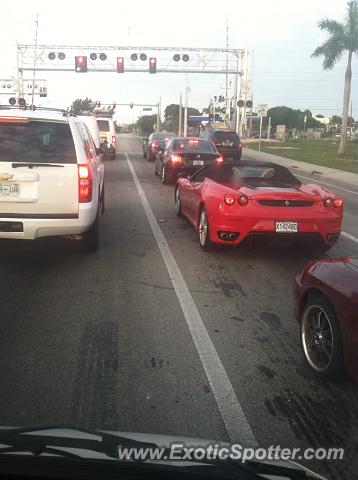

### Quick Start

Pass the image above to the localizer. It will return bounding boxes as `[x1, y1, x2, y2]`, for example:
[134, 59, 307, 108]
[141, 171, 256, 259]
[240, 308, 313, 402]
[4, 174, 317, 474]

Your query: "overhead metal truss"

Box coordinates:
[0, 78, 47, 97]
[16, 44, 253, 133]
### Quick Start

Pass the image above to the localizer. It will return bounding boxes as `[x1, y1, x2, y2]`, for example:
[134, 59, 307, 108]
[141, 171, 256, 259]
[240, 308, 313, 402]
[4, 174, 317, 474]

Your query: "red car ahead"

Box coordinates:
[175, 161, 343, 252]
[294, 258, 358, 381]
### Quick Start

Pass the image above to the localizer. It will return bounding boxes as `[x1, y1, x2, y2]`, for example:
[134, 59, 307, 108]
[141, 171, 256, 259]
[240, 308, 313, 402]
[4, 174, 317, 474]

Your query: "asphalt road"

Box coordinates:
[0, 134, 357, 480]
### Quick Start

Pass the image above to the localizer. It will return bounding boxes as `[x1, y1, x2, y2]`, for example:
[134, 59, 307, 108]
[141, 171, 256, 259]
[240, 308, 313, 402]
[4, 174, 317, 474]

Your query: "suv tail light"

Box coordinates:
[151, 142, 157, 149]
[112, 135, 116, 144]
[78, 164, 93, 203]
[171, 154, 182, 164]
[323, 197, 333, 207]
[216, 155, 224, 164]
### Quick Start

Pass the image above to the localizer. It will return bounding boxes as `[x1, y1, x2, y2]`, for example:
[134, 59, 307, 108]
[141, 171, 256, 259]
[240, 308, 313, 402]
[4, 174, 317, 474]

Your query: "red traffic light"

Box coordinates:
[75, 56, 87, 73]
[117, 57, 124, 73]
[149, 57, 157, 74]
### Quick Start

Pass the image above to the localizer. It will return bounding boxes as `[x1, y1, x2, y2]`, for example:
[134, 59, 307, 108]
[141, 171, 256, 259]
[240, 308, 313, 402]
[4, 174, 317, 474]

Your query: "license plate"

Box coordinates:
[275, 221, 298, 233]
[0, 183, 20, 198]
[223, 141, 234, 147]
[193, 160, 204, 166]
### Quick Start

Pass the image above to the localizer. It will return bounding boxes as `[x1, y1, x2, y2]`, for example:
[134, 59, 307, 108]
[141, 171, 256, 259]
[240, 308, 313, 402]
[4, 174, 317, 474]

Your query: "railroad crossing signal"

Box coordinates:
[149, 57, 157, 74]
[117, 57, 124, 73]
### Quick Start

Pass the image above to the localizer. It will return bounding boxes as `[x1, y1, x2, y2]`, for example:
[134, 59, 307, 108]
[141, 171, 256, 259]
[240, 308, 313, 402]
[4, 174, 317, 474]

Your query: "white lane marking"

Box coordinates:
[341, 231, 358, 244]
[125, 153, 258, 447]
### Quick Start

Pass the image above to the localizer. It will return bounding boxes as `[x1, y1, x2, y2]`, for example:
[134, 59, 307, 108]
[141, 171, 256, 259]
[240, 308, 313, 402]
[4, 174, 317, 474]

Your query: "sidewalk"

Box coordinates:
[243, 148, 358, 193]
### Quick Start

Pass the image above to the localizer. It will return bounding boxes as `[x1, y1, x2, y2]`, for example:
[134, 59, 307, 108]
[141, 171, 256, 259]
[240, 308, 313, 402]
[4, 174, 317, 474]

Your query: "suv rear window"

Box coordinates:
[153, 133, 175, 142]
[97, 120, 110, 132]
[0, 121, 76, 164]
[212, 131, 239, 143]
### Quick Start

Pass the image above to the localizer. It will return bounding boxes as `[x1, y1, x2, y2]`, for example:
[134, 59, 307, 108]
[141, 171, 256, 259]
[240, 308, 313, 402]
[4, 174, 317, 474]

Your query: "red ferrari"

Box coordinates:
[294, 257, 358, 381]
[175, 161, 343, 251]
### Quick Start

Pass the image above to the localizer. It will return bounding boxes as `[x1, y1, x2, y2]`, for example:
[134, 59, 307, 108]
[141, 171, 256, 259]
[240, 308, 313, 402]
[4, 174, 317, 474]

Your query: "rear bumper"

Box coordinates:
[208, 211, 342, 246]
[0, 203, 96, 240]
[218, 149, 242, 160]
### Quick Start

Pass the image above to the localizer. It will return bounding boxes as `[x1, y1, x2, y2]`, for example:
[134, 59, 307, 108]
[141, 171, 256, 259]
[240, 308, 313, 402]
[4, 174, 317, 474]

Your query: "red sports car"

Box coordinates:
[294, 257, 358, 381]
[175, 161, 343, 251]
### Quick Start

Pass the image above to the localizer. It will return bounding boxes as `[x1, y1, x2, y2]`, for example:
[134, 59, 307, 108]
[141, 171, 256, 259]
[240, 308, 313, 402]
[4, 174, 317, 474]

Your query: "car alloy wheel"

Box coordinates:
[301, 304, 334, 373]
[199, 208, 211, 249]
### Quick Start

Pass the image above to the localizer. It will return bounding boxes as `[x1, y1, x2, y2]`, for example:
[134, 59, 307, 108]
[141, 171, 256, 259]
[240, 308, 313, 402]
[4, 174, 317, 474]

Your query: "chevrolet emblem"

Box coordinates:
[0, 173, 13, 181]
[285, 200, 290, 206]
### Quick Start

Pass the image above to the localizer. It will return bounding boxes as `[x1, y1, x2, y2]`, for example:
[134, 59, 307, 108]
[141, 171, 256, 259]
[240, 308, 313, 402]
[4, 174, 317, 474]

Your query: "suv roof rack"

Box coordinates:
[0, 105, 77, 117]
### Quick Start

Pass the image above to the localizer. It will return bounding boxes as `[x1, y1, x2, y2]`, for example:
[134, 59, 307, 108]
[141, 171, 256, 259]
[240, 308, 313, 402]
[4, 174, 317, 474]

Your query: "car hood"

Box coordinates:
[0, 427, 327, 479]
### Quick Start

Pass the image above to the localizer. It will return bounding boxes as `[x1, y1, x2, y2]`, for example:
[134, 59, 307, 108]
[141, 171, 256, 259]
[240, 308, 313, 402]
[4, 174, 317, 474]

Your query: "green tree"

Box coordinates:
[164, 104, 201, 133]
[267, 106, 321, 130]
[135, 114, 158, 135]
[330, 115, 343, 126]
[69, 97, 95, 114]
[312, 1, 358, 155]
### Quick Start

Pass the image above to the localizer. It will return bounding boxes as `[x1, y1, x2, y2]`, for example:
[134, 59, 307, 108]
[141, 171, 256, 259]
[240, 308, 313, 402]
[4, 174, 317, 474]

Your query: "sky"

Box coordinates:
[0, 0, 357, 124]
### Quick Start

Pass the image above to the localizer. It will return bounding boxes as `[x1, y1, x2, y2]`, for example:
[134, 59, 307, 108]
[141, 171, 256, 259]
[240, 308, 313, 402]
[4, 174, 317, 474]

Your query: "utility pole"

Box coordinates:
[178, 92, 182, 136]
[267, 117, 271, 140]
[225, 20, 230, 125]
[184, 86, 190, 136]
[31, 14, 39, 106]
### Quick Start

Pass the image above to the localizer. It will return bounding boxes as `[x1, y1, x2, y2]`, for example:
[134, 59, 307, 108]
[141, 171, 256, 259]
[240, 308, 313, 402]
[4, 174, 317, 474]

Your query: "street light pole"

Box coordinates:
[178, 92, 182, 136]
[184, 86, 190, 136]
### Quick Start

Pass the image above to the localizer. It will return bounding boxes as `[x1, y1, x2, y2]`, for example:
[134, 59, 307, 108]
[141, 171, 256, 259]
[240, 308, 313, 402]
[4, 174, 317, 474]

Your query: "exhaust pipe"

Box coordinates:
[228, 233, 237, 240]
[221, 232, 229, 240]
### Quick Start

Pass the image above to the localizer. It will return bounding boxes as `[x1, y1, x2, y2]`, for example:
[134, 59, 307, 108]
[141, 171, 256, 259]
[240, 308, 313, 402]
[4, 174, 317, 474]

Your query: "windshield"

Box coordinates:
[0, 121, 76, 163]
[173, 139, 216, 153]
[97, 120, 110, 132]
[1, 4, 356, 480]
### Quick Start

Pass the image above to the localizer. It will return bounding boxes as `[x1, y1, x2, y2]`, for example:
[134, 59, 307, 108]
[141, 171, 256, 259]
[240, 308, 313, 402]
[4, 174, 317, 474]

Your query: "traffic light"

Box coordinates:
[130, 102, 134, 109]
[9, 97, 16, 106]
[95, 101, 101, 107]
[237, 100, 244, 107]
[149, 57, 157, 74]
[75, 56, 87, 73]
[246, 100, 253, 108]
[117, 57, 124, 73]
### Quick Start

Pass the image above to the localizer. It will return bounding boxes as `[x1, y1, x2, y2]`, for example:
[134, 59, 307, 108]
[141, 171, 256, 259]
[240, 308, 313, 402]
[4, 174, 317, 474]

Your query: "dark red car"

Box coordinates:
[175, 161, 343, 252]
[294, 257, 358, 381]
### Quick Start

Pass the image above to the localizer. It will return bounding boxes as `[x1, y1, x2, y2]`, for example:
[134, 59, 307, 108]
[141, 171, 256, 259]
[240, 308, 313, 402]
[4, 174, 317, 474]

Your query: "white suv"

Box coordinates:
[0, 108, 105, 253]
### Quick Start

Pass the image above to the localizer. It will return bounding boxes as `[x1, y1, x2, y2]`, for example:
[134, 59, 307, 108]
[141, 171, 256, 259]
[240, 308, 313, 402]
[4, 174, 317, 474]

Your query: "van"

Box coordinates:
[96, 117, 116, 159]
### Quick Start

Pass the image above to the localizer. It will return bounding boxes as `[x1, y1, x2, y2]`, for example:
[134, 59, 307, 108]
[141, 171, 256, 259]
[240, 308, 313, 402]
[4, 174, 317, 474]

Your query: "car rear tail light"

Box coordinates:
[239, 143, 243, 148]
[216, 155, 224, 164]
[78, 164, 93, 203]
[323, 197, 333, 207]
[151, 142, 157, 149]
[238, 194, 249, 205]
[224, 194, 236, 205]
[112, 135, 116, 144]
[334, 197, 343, 208]
[171, 154, 182, 164]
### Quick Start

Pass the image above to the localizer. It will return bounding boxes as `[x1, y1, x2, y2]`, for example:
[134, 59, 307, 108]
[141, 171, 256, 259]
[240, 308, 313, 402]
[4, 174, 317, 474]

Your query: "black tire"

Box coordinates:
[147, 152, 153, 162]
[300, 296, 344, 379]
[81, 208, 99, 254]
[161, 165, 174, 185]
[198, 207, 212, 251]
[101, 184, 105, 214]
[175, 187, 182, 217]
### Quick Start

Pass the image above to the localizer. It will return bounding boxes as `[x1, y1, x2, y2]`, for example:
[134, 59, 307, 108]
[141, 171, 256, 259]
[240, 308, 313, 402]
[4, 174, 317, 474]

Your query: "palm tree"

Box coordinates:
[312, 1, 358, 155]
